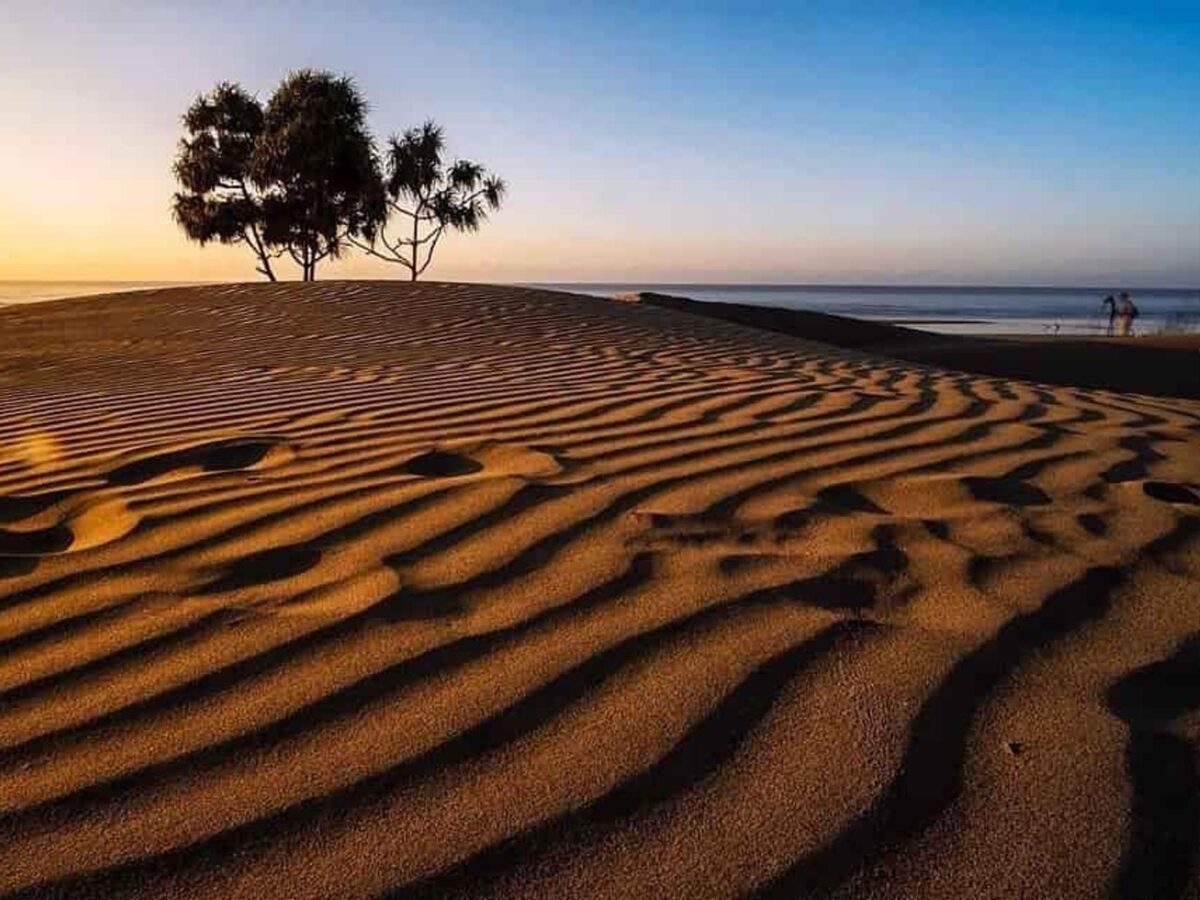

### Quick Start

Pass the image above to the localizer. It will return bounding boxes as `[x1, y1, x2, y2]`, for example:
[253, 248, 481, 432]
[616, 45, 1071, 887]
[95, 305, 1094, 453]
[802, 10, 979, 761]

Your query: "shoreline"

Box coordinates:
[600, 284, 1200, 338]
[624, 290, 1200, 400]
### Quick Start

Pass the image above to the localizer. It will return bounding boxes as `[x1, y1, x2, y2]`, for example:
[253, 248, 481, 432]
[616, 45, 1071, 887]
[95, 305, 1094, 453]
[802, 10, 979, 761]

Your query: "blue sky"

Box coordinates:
[2, 1, 1198, 284]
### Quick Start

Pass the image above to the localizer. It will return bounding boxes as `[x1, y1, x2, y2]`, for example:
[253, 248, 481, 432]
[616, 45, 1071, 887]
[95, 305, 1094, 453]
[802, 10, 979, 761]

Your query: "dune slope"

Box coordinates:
[0, 282, 1197, 900]
[630, 291, 1200, 400]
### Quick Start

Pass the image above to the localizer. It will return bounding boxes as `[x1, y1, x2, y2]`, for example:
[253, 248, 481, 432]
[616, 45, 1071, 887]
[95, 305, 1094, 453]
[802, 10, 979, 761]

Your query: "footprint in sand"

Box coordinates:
[402, 449, 484, 478]
[1142, 481, 1200, 506]
[0, 436, 290, 564]
[962, 475, 1051, 507]
[0, 494, 138, 559]
[106, 436, 292, 486]
[399, 442, 563, 480]
[0, 491, 72, 522]
[202, 545, 324, 594]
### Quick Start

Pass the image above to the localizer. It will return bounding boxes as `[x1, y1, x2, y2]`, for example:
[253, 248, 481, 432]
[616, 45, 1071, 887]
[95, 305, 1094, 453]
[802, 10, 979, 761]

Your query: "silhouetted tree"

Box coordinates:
[171, 83, 279, 280]
[356, 121, 506, 280]
[172, 71, 382, 281]
[252, 70, 383, 281]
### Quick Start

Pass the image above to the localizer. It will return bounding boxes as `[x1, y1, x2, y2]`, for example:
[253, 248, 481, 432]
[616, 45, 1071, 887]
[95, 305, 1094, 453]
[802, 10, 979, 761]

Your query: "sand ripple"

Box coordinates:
[0, 282, 1197, 899]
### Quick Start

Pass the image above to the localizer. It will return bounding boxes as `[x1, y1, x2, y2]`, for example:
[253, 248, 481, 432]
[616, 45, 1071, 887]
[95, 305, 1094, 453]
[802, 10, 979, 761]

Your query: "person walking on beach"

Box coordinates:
[1115, 291, 1139, 337]
[1102, 294, 1117, 336]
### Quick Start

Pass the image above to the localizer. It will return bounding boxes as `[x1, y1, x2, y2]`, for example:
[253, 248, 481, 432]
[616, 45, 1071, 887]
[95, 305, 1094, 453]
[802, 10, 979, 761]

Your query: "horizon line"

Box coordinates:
[3, 277, 1198, 295]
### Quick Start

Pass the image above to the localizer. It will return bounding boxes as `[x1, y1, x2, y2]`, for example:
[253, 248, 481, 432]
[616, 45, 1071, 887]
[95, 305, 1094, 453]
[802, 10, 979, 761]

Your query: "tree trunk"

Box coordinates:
[256, 240, 276, 282]
[410, 213, 420, 282]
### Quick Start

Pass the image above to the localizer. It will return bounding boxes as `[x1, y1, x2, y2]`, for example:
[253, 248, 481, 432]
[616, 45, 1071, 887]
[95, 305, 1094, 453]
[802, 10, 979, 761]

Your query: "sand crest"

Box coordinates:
[0, 282, 1197, 899]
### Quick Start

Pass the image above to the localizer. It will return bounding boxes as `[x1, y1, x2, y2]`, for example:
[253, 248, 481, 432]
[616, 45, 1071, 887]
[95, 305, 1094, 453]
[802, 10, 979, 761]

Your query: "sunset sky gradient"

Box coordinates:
[2, 1, 1198, 285]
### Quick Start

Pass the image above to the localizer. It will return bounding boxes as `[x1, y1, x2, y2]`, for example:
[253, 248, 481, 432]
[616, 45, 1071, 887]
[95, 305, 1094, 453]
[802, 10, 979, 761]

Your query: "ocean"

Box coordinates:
[4, 281, 1198, 336]
[0, 282, 194, 305]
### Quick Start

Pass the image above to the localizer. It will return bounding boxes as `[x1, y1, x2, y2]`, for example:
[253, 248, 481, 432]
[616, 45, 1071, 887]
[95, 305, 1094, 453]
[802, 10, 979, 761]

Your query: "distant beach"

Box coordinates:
[539, 283, 1200, 336]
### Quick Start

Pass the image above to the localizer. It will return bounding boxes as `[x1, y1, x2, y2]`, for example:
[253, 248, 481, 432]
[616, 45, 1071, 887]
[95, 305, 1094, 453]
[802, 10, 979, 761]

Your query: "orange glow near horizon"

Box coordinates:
[2, 4, 1198, 287]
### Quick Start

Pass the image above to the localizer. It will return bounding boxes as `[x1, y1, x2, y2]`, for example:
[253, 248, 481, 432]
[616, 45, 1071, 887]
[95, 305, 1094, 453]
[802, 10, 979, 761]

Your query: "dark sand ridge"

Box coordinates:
[0, 281, 1197, 899]
[630, 291, 1200, 400]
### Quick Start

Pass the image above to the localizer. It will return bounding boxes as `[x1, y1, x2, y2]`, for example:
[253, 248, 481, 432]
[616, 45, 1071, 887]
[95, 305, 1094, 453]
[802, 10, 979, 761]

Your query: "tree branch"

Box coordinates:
[417, 227, 444, 275]
[348, 235, 413, 269]
[237, 179, 276, 281]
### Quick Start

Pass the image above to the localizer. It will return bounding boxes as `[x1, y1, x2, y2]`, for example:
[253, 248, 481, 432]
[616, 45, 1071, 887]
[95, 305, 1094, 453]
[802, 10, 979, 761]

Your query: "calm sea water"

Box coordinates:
[539, 284, 1200, 336]
[0, 282, 193, 305]
[4, 281, 1198, 336]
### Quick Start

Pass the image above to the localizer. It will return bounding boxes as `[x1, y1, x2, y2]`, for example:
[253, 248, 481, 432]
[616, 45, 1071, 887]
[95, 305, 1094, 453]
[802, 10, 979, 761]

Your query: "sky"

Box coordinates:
[1, 1, 1198, 286]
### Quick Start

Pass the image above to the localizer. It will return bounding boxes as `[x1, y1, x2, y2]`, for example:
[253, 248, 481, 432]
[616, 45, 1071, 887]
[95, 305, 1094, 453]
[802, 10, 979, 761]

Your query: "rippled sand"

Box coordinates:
[0, 282, 1197, 899]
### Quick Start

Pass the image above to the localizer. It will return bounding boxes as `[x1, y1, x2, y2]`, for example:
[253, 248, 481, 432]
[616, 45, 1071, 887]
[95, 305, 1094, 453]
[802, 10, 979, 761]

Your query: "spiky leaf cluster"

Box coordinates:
[384, 121, 506, 232]
[361, 120, 506, 279]
[172, 73, 506, 280]
[170, 83, 274, 274]
[252, 70, 383, 273]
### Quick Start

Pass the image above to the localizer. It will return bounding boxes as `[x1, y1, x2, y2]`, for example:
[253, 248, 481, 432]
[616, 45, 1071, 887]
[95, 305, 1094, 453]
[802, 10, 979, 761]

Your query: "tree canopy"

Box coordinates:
[171, 83, 278, 280]
[172, 72, 504, 281]
[252, 71, 382, 281]
[357, 121, 506, 281]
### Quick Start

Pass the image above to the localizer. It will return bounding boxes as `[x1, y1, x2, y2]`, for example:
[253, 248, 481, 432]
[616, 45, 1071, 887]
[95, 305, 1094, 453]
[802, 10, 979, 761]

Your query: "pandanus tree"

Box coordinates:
[356, 121, 506, 281]
[171, 83, 279, 280]
[172, 71, 382, 281]
[252, 70, 383, 281]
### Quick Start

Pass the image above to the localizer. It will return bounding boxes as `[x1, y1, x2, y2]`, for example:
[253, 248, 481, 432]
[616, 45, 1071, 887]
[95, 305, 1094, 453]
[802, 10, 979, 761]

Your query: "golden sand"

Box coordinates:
[0, 282, 1197, 899]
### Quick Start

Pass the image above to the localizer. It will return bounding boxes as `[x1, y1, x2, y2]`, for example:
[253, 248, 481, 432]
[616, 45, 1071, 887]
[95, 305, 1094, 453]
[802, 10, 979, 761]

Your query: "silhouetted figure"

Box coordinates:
[1102, 294, 1117, 336]
[1117, 291, 1139, 337]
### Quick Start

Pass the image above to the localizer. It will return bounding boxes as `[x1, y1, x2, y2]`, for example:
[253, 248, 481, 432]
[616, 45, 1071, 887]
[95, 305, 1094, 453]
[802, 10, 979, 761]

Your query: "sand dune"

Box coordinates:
[0, 281, 1197, 899]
